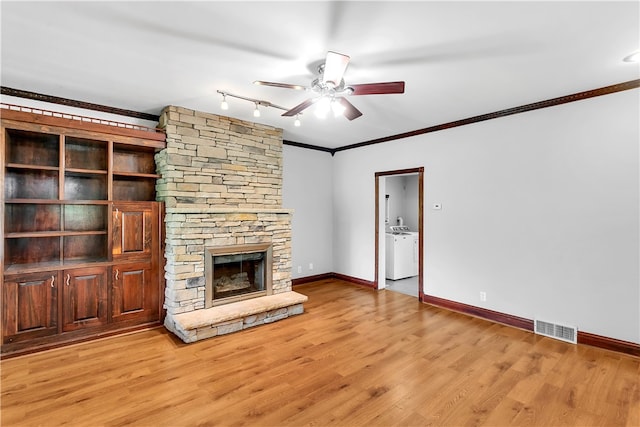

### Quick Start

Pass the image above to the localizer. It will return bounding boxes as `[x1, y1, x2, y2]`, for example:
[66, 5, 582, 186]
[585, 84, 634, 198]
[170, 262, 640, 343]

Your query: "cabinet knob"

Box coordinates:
[115, 269, 119, 281]
[115, 208, 119, 220]
[66, 274, 70, 286]
[50, 275, 55, 288]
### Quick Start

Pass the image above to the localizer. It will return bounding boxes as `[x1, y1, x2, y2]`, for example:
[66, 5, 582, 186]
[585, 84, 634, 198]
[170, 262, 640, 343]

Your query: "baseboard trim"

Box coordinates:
[293, 273, 376, 289]
[292, 273, 334, 286]
[422, 294, 640, 358]
[331, 273, 377, 289]
[422, 294, 534, 332]
[578, 331, 640, 358]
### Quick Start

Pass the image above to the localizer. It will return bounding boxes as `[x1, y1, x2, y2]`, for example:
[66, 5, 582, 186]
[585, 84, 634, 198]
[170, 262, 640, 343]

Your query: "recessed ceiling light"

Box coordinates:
[623, 50, 639, 63]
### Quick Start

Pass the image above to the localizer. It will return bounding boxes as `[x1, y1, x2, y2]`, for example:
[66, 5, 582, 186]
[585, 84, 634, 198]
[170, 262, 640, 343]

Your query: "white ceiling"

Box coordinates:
[1, 1, 638, 149]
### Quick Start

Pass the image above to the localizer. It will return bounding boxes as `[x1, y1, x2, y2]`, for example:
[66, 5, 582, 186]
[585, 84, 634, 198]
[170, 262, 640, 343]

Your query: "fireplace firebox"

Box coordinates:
[205, 243, 273, 307]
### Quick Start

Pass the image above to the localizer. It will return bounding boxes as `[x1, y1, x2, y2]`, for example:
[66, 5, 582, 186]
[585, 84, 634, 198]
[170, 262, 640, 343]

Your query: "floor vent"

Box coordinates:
[534, 319, 577, 344]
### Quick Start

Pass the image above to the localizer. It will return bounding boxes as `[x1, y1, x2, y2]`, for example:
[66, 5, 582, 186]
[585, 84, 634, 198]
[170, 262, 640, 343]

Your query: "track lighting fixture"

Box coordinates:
[216, 89, 288, 116]
[214, 90, 305, 127]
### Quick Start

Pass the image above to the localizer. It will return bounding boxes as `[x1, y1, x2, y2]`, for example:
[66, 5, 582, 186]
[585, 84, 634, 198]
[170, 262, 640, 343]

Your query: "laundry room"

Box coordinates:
[384, 173, 420, 296]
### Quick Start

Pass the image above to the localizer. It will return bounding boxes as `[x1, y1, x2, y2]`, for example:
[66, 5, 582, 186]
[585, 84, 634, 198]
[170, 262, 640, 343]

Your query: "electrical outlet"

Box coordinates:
[480, 291, 487, 302]
[309, 263, 314, 271]
[297, 266, 302, 274]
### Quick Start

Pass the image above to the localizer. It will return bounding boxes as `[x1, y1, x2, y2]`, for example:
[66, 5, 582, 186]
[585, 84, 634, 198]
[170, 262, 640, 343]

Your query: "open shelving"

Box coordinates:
[1, 107, 166, 356]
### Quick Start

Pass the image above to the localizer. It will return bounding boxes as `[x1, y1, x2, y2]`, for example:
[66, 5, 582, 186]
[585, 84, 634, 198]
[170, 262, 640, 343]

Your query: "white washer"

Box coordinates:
[385, 226, 419, 280]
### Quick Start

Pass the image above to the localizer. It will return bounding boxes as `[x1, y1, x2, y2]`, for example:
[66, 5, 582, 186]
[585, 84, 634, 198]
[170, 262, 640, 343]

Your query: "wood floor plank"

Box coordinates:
[2, 279, 638, 426]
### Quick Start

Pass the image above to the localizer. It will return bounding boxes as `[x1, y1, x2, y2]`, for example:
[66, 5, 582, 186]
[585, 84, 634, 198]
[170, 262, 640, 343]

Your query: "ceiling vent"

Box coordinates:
[534, 319, 578, 344]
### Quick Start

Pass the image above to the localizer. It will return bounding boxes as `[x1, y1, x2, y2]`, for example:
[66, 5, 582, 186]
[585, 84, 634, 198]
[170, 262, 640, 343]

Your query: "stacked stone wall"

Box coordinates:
[163, 209, 292, 315]
[155, 106, 283, 209]
[156, 106, 292, 318]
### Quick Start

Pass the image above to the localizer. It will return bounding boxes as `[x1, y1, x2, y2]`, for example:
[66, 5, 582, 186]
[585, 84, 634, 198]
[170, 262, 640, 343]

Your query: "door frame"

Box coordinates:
[374, 167, 424, 299]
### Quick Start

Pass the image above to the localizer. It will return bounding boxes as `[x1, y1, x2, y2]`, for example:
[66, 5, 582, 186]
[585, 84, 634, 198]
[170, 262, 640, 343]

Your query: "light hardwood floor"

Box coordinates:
[2, 279, 638, 426]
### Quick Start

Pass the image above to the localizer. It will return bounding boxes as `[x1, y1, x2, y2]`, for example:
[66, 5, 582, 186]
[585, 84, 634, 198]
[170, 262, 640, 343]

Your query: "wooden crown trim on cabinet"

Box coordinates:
[1, 104, 165, 144]
[1, 107, 166, 358]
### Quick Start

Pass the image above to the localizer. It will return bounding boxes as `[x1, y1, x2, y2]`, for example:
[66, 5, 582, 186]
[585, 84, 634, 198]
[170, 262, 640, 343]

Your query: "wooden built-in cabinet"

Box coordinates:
[3, 271, 59, 344]
[111, 202, 160, 324]
[1, 108, 165, 356]
[112, 262, 156, 323]
[62, 267, 109, 332]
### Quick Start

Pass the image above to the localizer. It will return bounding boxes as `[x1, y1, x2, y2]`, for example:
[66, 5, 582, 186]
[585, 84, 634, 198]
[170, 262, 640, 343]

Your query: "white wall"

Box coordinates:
[282, 145, 334, 278]
[385, 176, 404, 227]
[386, 175, 419, 231]
[405, 175, 419, 231]
[6, 90, 638, 344]
[331, 89, 639, 344]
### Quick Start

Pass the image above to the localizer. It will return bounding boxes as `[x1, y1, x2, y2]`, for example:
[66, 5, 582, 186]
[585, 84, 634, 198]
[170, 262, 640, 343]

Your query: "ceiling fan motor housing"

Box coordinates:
[311, 77, 350, 97]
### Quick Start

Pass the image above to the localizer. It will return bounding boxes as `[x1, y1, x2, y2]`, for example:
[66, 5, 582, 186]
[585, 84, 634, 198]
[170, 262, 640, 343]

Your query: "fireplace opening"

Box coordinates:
[205, 243, 273, 307]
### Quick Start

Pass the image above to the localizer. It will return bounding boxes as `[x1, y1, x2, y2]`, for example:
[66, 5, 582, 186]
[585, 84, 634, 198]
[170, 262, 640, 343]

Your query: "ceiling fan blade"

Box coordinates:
[253, 81, 307, 91]
[282, 98, 318, 117]
[349, 81, 405, 95]
[338, 97, 363, 121]
[322, 51, 350, 87]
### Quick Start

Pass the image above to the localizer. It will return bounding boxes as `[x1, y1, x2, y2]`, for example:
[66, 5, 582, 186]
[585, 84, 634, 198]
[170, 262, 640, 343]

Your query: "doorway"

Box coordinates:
[374, 168, 424, 300]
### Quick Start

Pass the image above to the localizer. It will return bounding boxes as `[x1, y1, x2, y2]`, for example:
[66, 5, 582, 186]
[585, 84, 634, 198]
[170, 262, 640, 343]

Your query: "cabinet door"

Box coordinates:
[112, 262, 159, 323]
[3, 272, 59, 344]
[112, 202, 157, 261]
[62, 267, 108, 332]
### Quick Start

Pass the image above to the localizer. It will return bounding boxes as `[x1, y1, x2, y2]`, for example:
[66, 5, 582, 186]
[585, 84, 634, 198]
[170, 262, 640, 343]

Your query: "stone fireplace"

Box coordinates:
[205, 243, 273, 307]
[155, 106, 307, 343]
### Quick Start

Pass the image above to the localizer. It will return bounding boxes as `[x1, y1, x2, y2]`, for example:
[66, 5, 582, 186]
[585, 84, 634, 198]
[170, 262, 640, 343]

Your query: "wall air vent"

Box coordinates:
[534, 319, 578, 344]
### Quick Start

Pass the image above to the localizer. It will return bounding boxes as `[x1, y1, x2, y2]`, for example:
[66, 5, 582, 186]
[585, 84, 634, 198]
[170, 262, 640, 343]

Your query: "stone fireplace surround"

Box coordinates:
[156, 106, 307, 343]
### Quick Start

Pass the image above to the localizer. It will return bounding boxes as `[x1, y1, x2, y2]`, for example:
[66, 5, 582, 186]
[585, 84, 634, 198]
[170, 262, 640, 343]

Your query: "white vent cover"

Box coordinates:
[534, 319, 578, 344]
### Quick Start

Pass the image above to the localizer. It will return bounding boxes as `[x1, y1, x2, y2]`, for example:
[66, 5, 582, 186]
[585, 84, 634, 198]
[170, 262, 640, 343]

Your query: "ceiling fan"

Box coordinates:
[254, 51, 405, 121]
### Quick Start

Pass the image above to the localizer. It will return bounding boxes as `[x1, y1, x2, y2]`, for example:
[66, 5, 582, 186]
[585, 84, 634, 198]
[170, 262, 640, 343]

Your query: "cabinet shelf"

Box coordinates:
[5, 230, 108, 239]
[6, 163, 59, 172]
[113, 171, 161, 179]
[5, 169, 59, 199]
[64, 174, 107, 200]
[113, 143, 157, 175]
[113, 176, 157, 201]
[65, 137, 107, 171]
[4, 259, 112, 276]
[5, 128, 59, 167]
[66, 168, 108, 175]
[4, 199, 112, 205]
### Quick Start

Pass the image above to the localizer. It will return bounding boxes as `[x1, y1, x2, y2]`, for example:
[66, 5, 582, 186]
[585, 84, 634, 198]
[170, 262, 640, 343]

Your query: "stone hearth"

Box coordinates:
[155, 106, 306, 343]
